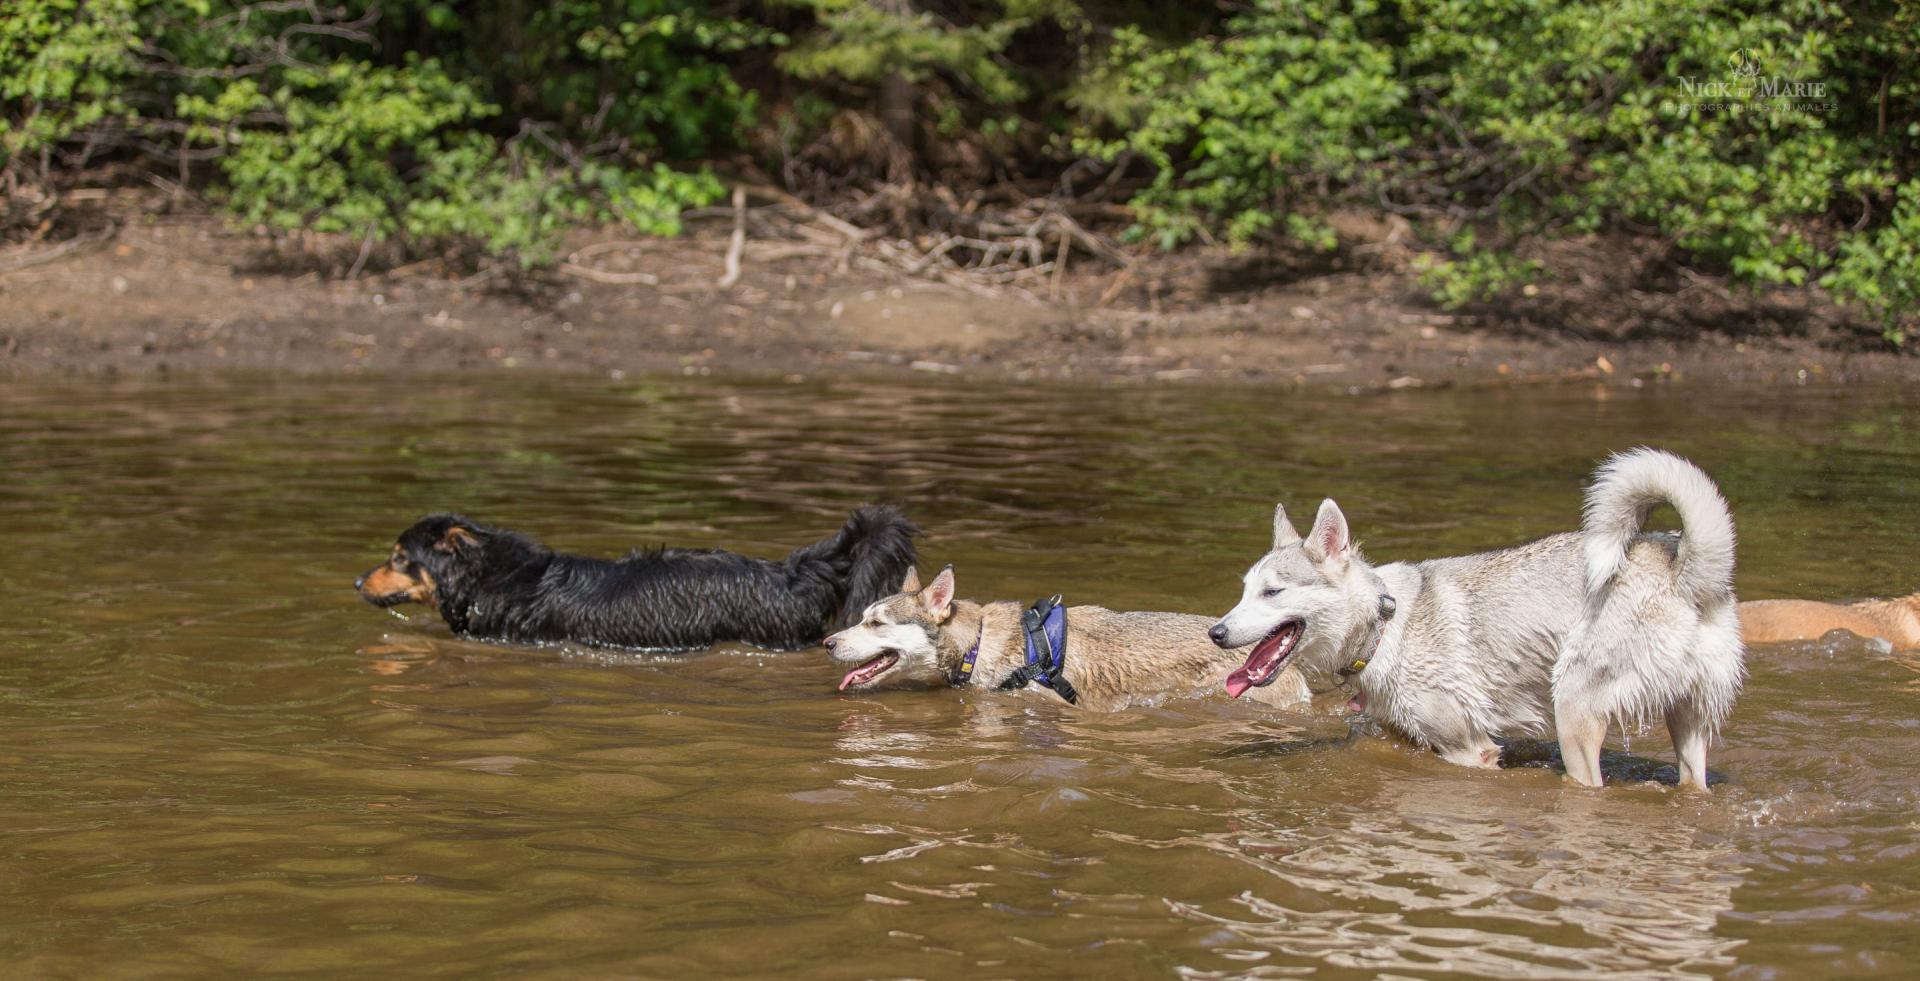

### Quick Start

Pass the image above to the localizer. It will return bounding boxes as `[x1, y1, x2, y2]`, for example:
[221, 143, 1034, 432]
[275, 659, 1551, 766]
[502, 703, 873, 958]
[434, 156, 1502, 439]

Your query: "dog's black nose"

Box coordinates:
[822, 635, 837, 650]
[1207, 623, 1230, 647]
[354, 574, 366, 590]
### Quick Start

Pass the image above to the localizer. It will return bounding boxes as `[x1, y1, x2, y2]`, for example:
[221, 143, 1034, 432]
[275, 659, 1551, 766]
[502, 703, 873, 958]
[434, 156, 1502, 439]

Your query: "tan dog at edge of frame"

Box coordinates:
[824, 566, 1311, 712]
[1741, 592, 1920, 650]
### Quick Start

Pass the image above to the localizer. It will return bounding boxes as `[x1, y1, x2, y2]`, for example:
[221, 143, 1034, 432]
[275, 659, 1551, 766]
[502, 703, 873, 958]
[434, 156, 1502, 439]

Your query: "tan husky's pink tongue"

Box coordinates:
[1346, 690, 1368, 713]
[1224, 664, 1257, 699]
[837, 653, 897, 691]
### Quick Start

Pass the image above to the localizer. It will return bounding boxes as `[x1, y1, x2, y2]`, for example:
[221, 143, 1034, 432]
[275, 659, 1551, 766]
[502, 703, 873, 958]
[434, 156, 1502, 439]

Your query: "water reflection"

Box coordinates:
[1166, 779, 1743, 978]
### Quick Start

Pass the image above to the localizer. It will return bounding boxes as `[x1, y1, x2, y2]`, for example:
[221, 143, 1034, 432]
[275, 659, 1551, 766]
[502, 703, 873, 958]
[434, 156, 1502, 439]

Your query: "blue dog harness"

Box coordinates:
[952, 630, 983, 686]
[950, 595, 1076, 704]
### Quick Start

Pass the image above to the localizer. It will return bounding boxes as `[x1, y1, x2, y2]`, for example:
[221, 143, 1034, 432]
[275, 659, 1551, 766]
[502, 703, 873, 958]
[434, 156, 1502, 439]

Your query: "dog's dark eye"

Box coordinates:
[393, 557, 411, 571]
[1261, 587, 1284, 598]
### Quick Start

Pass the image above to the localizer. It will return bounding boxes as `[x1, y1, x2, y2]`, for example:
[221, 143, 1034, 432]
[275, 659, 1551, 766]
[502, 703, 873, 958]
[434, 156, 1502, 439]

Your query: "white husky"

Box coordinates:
[1209, 448, 1745, 790]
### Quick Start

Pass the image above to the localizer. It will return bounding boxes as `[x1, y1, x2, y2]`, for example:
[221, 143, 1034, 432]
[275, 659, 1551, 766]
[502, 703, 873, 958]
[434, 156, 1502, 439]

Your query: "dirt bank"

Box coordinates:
[1, 213, 1909, 389]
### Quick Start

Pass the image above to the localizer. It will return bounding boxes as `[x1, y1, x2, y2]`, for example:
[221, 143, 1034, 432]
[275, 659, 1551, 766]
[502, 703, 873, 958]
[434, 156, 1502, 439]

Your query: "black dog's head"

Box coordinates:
[355, 514, 486, 610]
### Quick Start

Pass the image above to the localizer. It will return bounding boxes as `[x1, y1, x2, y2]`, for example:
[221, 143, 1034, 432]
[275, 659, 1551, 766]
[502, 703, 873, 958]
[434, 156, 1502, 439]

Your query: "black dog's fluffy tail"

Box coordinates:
[785, 506, 920, 629]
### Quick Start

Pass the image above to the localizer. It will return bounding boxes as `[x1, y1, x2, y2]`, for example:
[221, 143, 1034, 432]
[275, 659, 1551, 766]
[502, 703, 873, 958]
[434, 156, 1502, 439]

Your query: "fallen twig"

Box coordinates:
[716, 185, 746, 288]
[745, 243, 833, 262]
[569, 240, 657, 262]
[1096, 265, 1135, 307]
[345, 222, 377, 279]
[741, 183, 870, 242]
[0, 222, 118, 275]
[1050, 228, 1070, 299]
[558, 262, 659, 286]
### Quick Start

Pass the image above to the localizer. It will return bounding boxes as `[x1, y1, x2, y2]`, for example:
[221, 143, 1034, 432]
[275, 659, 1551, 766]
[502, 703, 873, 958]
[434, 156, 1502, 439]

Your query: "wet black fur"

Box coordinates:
[377, 506, 919, 651]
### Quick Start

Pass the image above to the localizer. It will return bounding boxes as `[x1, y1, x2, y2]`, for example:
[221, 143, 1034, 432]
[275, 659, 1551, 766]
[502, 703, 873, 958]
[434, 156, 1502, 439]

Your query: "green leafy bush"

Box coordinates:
[2, 0, 746, 263]
[1076, 4, 1406, 251]
[417, 0, 778, 158]
[777, 1, 1032, 106]
[1082, 0, 1918, 338]
[1824, 179, 1920, 345]
[183, 60, 497, 236]
[0, 0, 141, 176]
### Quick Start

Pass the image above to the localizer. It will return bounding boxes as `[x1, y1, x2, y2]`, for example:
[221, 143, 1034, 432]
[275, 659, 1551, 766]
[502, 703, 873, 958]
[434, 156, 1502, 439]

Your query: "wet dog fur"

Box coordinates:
[823, 565, 1310, 711]
[1740, 592, 1920, 649]
[1210, 448, 1745, 790]
[356, 506, 918, 651]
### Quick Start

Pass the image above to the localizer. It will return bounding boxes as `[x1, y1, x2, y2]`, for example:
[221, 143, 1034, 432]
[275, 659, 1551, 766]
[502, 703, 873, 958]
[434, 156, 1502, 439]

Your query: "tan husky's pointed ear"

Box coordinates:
[1272, 503, 1302, 550]
[1303, 498, 1351, 567]
[921, 565, 955, 620]
[898, 567, 922, 594]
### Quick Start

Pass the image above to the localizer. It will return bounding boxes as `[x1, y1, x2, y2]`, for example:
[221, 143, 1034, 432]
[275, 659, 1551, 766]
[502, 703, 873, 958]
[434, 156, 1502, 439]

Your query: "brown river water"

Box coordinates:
[3, 374, 1918, 978]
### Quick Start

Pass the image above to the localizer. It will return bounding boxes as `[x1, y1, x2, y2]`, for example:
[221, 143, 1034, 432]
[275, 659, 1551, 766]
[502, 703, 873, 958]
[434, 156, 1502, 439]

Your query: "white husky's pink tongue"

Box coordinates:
[1346, 690, 1368, 713]
[1224, 626, 1294, 699]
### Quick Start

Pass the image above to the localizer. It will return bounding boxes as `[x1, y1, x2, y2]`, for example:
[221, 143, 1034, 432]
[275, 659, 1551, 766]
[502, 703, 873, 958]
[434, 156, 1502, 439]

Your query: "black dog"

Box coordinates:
[355, 506, 919, 651]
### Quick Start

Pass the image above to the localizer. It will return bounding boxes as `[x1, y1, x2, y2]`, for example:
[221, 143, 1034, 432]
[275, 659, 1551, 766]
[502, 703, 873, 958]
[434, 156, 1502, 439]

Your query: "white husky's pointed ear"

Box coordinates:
[1303, 498, 1351, 567]
[898, 567, 922, 594]
[921, 565, 955, 620]
[1272, 503, 1302, 550]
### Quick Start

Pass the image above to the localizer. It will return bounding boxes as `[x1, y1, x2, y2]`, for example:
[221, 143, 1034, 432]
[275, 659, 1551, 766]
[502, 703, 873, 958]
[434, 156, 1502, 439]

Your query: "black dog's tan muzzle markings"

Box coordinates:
[356, 551, 435, 607]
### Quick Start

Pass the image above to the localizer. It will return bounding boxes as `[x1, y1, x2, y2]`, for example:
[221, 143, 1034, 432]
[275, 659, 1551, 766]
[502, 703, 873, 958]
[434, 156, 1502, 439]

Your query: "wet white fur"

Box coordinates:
[1582, 447, 1737, 605]
[1214, 448, 1744, 790]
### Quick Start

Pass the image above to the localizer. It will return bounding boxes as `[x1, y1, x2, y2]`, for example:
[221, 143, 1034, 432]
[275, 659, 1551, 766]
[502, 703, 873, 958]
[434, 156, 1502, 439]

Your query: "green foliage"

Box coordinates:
[1082, 0, 1919, 341]
[604, 163, 727, 236]
[2, 0, 750, 263]
[1406, 0, 1850, 289]
[1078, 5, 1406, 251]
[0, 0, 141, 169]
[777, 2, 1032, 105]
[184, 60, 497, 235]
[1415, 241, 1545, 309]
[1823, 179, 1920, 345]
[457, 0, 779, 158]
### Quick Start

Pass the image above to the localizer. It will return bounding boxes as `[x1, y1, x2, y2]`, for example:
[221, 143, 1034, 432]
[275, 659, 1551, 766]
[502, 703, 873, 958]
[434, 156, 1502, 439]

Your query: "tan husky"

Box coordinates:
[1741, 592, 1920, 649]
[824, 566, 1310, 711]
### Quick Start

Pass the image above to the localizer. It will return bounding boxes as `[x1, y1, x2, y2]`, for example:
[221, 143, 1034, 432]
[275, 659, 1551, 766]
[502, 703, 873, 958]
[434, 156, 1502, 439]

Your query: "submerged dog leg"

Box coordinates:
[1555, 710, 1607, 788]
[1665, 699, 1712, 792]
[1437, 736, 1502, 770]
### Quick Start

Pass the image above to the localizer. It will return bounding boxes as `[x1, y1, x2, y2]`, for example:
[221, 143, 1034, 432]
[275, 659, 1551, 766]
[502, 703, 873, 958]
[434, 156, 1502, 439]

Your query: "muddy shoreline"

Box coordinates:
[2, 216, 1910, 389]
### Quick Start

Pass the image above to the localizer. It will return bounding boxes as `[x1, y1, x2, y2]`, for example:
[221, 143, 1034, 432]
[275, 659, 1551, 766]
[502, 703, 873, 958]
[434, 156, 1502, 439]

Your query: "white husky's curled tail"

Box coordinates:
[1582, 447, 1736, 603]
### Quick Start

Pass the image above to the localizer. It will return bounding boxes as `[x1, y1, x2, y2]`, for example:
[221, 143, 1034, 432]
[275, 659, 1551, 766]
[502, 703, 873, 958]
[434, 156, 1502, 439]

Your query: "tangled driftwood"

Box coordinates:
[556, 181, 1138, 304]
